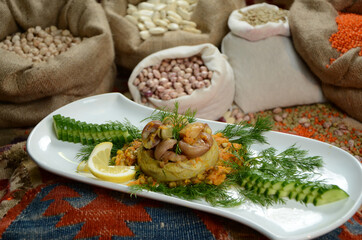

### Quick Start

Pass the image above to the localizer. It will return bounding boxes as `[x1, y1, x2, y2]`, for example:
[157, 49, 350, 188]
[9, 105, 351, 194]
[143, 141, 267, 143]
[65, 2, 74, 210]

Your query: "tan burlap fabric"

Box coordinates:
[0, 142, 42, 219]
[289, 0, 362, 122]
[0, 0, 116, 128]
[102, 0, 244, 69]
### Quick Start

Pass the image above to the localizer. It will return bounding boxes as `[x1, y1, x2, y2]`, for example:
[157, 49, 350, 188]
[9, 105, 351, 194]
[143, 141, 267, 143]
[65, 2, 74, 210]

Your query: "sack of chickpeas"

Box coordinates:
[0, 0, 116, 128]
[128, 43, 235, 120]
[101, 0, 244, 69]
[221, 3, 325, 114]
[289, 0, 362, 121]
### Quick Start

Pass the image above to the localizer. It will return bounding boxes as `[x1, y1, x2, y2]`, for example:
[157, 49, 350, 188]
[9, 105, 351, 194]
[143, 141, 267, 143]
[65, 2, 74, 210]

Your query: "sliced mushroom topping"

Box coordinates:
[155, 139, 188, 163]
[161, 151, 188, 162]
[179, 122, 205, 139]
[179, 132, 213, 158]
[154, 139, 177, 160]
[142, 120, 162, 149]
[159, 125, 173, 139]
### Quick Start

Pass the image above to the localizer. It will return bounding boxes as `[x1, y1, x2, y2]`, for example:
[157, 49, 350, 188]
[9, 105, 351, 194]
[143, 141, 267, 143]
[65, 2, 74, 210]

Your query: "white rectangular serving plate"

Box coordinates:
[27, 93, 362, 240]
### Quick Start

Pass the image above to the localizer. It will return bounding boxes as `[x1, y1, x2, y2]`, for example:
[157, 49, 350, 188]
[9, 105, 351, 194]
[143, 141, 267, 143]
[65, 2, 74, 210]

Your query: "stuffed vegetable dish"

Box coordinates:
[52, 104, 349, 207]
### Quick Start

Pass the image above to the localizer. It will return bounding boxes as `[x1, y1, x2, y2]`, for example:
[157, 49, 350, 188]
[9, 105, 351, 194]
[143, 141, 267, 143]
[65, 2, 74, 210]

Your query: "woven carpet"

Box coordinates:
[0, 98, 361, 240]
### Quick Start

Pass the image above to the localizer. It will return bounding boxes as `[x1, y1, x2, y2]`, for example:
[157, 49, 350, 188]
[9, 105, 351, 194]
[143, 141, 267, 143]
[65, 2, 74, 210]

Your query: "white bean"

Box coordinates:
[125, 15, 138, 25]
[138, 23, 146, 31]
[154, 3, 167, 11]
[167, 15, 181, 24]
[180, 20, 197, 27]
[167, 11, 182, 21]
[168, 23, 179, 31]
[140, 30, 151, 40]
[144, 21, 156, 29]
[138, 2, 155, 10]
[149, 27, 167, 34]
[139, 16, 152, 22]
[138, 10, 154, 17]
[177, 0, 189, 9]
[152, 11, 161, 21]
[176, 7, 191, 20]
[154, 19, 168, 27]
[183, 27, 201, 34]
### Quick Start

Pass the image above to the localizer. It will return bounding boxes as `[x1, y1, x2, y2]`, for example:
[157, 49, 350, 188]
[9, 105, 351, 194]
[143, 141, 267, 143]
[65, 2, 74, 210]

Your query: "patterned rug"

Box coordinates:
[0, 100, 361, 240]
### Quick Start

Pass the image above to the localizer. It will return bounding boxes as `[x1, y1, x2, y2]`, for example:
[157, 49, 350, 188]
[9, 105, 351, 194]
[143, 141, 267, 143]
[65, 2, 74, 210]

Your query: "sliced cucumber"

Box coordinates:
[240, 173, 348, 206]
[52, 114, 135, 146]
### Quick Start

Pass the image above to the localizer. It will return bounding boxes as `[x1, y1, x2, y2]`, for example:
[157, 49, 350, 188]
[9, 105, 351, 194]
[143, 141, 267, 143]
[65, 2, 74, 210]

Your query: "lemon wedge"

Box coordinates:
[77, 160, 89, 172]
[87, 142, 136, 183]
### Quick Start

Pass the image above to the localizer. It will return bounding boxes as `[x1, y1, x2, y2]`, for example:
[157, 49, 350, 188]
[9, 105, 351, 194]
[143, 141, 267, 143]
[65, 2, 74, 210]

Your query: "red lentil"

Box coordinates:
[327, 12, 362, 68]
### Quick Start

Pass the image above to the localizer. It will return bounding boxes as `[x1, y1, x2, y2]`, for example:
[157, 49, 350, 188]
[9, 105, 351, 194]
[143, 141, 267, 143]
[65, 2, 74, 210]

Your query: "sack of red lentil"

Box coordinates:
[0, 0, 116, 128]
[289, 0, 362, 121]
[101, 0, 244, 70]
[128, 43, 235, 120]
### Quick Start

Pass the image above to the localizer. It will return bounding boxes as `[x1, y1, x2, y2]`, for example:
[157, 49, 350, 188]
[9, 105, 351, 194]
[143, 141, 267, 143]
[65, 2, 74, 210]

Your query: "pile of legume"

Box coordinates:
[327, 12, 362, 68]
[126, 0, 201, 40]
[133, 55, 213, 102]
[0, 26, 83, 63]
[219, 104, 361, 160]
[239, 6, 288, 26]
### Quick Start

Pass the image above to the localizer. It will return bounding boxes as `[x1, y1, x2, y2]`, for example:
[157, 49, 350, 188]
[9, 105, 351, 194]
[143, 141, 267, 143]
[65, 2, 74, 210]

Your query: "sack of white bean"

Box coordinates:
[101, 0, 244, 69]
[289, 0, 362, 121]
[128, 43, 235, 120]
[221, 13, 325, 113]
[228, 3, 290, 41]
[0, 0, 115, 128]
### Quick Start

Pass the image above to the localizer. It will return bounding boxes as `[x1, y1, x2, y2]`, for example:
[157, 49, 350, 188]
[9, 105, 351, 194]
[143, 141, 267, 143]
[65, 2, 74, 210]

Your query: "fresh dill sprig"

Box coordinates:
[246, 146, 323, 180]
[219, 117, 272, 146]
[142, 102, 196, 129]
[123, 119, 142, 139]
[131, 181, 242, 207]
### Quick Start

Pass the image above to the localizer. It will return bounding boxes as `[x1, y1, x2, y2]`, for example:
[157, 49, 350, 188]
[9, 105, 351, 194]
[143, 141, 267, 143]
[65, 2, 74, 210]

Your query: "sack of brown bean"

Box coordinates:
[228, 3, 290, 41]
[128, 43, 235, 120]
[289, 0, 362, 122]
[101, 0, 243, 69]
[221, 3, 325, 113]
[0, 0, 116, 128]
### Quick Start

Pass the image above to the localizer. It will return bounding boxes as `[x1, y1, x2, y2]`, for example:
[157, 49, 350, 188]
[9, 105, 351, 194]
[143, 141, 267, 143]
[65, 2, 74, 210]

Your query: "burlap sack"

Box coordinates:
[322, 83, 362, 121]
[128, 43, 235, 120]
[102, 0, 244, 70]
[247, 0, 294, 9]
[0, 0, 116, 128]
[289, 0, 362, 121]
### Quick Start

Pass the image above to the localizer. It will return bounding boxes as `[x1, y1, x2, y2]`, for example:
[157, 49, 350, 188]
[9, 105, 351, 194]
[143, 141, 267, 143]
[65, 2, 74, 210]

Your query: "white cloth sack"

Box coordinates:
[128, 43, 235, 120]
[221, 33, 325, 113]
[228, 3, 290, 41]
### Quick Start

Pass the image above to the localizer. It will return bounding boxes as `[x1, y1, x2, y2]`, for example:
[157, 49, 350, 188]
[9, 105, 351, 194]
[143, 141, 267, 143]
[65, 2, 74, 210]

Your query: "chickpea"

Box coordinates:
[0, 25, 84, 63]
